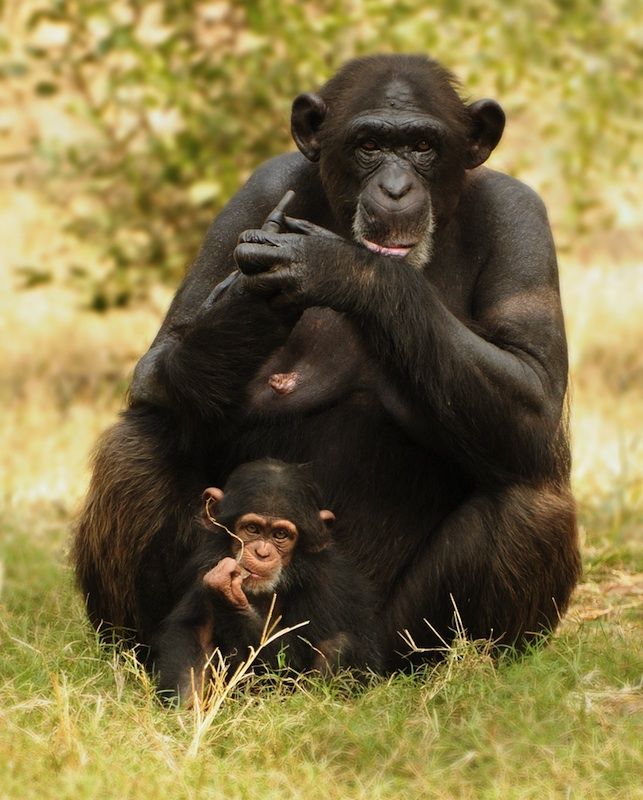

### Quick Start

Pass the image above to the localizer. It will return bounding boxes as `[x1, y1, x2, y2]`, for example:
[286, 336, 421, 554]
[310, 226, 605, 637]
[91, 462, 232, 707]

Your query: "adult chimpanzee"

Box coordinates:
[153, 459, 380, 702]
[73, 54, 580, 670]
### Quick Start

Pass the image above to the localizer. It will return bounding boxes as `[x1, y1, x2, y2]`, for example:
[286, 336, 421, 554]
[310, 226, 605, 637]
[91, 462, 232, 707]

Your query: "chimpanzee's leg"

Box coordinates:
[384, 484, 579, 668]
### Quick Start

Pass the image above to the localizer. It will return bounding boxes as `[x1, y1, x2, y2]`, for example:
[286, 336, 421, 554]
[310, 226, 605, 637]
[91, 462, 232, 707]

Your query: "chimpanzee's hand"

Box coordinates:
[202, 557, 249, 610]
[233, 217, 344, 308]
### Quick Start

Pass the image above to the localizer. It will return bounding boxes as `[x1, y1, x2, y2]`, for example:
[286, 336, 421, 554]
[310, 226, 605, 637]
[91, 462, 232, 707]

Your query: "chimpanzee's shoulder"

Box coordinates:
[464, 167, 549, 225]
[245, 152, 321, 199]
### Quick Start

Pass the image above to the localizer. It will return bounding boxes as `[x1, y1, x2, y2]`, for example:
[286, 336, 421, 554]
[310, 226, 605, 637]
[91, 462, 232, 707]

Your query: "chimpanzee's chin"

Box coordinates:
[243, 575, 277, 596]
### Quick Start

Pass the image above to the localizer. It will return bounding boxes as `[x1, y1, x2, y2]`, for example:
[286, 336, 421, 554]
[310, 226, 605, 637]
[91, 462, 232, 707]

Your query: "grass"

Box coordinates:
[1, 184, 642, 797]
[1, 517, 641, 799]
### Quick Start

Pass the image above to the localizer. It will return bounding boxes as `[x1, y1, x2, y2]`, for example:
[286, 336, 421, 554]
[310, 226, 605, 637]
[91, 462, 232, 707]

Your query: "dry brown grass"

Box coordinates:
[0, 187, 171, 518]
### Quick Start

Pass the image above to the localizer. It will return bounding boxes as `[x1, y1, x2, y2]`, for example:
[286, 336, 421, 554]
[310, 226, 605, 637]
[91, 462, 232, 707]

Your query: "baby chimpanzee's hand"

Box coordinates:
[202, 557, 249, 610]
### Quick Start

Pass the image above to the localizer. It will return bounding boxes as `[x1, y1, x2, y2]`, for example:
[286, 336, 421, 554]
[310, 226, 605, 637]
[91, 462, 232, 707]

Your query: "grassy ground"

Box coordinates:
[1, 183, 641, 798]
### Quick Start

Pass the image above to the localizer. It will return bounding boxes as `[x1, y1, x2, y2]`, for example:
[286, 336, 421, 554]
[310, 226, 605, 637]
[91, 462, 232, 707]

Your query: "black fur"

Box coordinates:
[74, 55, 580, 671]
[152, 460, 380, 701]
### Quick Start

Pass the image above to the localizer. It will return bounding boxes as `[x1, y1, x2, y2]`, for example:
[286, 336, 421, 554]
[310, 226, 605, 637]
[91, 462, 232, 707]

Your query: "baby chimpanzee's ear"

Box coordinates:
[306, 509, 336, 553]
[201, 487, 224, 527]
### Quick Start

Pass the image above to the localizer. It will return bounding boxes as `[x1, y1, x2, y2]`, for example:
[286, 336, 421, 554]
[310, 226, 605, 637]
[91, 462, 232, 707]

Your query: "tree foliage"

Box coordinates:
[2, 0, 641, 306]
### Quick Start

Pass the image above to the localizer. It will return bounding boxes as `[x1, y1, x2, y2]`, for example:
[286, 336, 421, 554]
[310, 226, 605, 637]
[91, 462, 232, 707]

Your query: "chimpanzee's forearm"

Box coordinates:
[313, 241, 567, 480]
[130, 288, 296, 425]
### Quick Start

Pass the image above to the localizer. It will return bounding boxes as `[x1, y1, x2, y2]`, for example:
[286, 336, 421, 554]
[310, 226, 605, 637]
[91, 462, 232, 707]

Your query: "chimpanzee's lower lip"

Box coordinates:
[244, 571, 268, 581]
[362, 239, 414, 257]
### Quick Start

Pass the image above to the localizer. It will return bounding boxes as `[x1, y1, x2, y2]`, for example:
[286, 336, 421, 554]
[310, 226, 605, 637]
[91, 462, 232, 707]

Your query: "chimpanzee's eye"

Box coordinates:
[244, 523, 259, 534]
[273, 528, 290, 540]
[360, 139, 379, 152]
[414, 140, 431, 152]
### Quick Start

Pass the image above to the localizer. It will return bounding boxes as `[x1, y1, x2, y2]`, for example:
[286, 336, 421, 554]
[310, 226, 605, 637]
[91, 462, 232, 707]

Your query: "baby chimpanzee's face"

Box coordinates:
[231, 512, 299, 594]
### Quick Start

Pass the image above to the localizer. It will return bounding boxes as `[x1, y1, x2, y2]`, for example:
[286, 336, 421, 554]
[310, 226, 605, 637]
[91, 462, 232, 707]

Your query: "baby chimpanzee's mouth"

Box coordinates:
[361, 239, 415, 258]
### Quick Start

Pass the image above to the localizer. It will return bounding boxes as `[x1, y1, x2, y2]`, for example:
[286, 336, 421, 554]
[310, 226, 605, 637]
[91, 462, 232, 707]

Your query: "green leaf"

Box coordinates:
[14, 266, 52, 289]
[34, 81, 59, 96]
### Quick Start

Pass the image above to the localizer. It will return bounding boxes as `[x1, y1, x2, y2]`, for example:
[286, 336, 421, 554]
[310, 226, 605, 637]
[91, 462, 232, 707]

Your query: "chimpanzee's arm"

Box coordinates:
[236, 175, 568, 482]
[129, 154, 322, 421]
[153, 585, 215, 702]
[154, 573, 264, 702]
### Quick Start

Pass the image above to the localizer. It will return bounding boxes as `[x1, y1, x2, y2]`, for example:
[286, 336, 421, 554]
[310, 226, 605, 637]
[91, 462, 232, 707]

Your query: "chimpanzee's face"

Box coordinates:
[291, 64, 505, 268]
[230, 512, 299, 594]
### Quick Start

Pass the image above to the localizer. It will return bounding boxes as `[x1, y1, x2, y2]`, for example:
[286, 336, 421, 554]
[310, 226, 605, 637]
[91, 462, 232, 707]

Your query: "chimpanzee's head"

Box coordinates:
[291, 54, 505, 266]
[202, 459, 335, 595]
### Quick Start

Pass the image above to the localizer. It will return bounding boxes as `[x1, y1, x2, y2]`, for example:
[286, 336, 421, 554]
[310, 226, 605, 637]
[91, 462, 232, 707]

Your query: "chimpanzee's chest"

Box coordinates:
[233, 397, 467, 594]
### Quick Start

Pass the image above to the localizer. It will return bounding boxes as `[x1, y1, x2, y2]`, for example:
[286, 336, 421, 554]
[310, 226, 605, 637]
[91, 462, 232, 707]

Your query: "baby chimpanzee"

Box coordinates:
[153, 459, 380, 702]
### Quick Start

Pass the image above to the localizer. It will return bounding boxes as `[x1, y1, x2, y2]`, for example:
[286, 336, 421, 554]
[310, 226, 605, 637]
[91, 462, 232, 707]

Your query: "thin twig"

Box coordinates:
[204, 496, 245, 564]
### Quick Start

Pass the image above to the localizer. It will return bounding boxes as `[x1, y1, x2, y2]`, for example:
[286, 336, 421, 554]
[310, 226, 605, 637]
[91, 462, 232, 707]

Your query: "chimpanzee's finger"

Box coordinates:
[237, 229, 282, 246]
[230, 575, 249, 607]
[242, 267, 299, 296]
[283, 216, 340, 239]
[234, 242, 292, 275]
[205, 270, 240, 306]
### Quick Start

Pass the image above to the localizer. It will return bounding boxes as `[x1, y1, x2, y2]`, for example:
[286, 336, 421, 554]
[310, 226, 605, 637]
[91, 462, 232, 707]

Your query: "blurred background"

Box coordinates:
[0, 0, 641, 599]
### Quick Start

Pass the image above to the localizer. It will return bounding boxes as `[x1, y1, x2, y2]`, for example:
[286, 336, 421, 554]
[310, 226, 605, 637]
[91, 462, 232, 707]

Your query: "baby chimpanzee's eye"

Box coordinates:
[273, 528, 290, 540]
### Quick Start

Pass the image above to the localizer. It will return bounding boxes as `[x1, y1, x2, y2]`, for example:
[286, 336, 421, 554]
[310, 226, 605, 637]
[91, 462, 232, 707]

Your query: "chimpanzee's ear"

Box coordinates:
[306, 509, 335, 553]
[291, 92, 327, 162]
[202, 487, 224, 527]
[464, 99, 505, 170]
[319, 509, 335, 528]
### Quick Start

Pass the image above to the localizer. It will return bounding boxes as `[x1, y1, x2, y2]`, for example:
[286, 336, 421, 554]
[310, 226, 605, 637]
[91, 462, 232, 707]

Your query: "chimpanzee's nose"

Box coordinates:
[380, 178, 412, 200]
[379, 165, 413, 200]
[255, 541, 271, 559]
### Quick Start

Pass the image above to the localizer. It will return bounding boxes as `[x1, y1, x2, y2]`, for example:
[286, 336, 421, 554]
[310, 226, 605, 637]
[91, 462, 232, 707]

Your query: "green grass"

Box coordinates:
[1, 508, 641, 800]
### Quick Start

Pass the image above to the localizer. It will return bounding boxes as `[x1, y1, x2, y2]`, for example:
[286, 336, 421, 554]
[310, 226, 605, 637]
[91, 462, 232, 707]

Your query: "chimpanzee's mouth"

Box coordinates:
[240, 565, 274, 582]
[241, 569, 279, 596]
[361, 239, 415, 258]
[238, 565, 260, 580]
